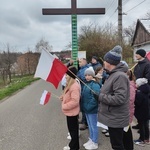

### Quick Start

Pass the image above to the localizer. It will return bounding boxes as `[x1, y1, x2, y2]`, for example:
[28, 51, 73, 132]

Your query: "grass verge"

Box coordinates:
[0, 75, 39, 100]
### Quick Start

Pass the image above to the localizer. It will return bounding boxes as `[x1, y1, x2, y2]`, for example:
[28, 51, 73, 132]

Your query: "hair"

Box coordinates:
[126, 69, 135, 81]
[79, 58, 87, 63]
[64, 75, 75, 93]
[95, 66, 103, 75]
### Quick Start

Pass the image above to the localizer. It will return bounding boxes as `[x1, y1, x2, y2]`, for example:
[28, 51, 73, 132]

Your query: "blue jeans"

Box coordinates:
[85, 113, 98, 143]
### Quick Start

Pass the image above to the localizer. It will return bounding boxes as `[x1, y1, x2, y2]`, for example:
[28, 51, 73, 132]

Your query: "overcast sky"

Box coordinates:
[0, 0, 150, 52]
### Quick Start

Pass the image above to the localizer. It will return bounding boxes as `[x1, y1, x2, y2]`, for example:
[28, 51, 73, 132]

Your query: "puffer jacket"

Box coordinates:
[62, 81, 81, 116]
[81, 80, 101, 114]
[98, 63, 130, 128]
[134, 83, 149, 121]
[134, 58, 150, 85]
[129, 81, 136, 123]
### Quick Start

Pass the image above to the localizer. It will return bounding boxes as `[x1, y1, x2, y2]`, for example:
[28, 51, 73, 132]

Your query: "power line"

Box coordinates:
[125, 0, 147, 13]
[101, 0, 118, 27]
[122, 0, 130, 5]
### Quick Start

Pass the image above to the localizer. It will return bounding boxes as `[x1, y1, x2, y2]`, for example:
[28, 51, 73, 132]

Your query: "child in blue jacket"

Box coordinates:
[81, 67, 101, 150]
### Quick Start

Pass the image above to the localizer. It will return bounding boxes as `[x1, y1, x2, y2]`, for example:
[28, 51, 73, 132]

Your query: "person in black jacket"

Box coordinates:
[133, 49, 150, 130]
[134, 78, 150, 146]
[134, 49, 150, 84]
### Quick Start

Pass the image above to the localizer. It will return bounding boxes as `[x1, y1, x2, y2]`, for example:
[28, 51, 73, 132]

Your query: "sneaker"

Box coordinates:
[132, 124, 139, 129]
[101, 129, 108, 134]
[83, 138, 92, 147]
[63, 145, 70, 150]
[105, 132, 110, 137]
[85, 141, 98, 150]
[144, 140, 150, 145]
[79, 124, 88, 130]
[78, 119, 83, 124]
[67, 132, 71, 140]
[67, 131, 80, 140]
[67, 134, 71, 140]
[134, 139, 145, 147]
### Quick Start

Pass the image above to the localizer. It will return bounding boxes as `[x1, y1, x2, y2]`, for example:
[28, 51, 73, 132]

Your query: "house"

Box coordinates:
[132, 19, 150, 60]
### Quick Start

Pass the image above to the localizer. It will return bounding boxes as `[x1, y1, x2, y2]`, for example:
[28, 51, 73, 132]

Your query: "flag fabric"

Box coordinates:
[146, 51, 150, 60]
[34, 49, 67, 88]
[40, 90, 51, 105]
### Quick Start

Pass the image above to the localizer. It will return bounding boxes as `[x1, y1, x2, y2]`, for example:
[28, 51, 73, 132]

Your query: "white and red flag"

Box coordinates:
[146, 51, 150, 60]
[34, 49, 67, 88]
[40, 90, 51, 105]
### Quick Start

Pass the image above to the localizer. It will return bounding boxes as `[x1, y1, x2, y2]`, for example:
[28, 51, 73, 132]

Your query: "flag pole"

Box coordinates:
[130, 63, 137, 71]
[51, 92, 60, 99]
[68, 69, 98, 95]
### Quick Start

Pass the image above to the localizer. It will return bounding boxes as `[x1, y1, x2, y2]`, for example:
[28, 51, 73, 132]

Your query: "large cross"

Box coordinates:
[42, 0, 105, 67]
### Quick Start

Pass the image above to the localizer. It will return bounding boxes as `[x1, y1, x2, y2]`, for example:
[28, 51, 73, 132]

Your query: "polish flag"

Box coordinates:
[40, 90, 51, 105]
[34, 49, 67, 88]
[146, 52, 150, 60]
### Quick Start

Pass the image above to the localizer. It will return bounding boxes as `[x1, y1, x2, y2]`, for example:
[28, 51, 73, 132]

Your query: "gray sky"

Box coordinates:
[0, 0, 150, 52]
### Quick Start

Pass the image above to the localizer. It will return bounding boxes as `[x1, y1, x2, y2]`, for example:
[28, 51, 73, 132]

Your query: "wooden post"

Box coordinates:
[42, 0, 105, 67]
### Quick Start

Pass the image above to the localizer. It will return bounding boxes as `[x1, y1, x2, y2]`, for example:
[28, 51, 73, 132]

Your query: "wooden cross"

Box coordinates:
[42, 0, 105, 67]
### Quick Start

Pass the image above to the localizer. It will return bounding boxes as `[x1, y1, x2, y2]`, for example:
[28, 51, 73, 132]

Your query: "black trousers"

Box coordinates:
[108, 127, 125, 150]
[67, 115, 79, 150]
[123, 126, 134, 150]
[138, 119, 149, 141]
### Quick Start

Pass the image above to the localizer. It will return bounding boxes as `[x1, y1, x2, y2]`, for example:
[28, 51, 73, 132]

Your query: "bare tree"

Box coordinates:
[35, 38, 53, 53]
[145, 12, 150, 19]
[78, 23, 118, 62]
[78, 23, 133, 64]
[0, 44, 19, 83]
[17, 51, 40, 75]
[123, 23, 136, 45]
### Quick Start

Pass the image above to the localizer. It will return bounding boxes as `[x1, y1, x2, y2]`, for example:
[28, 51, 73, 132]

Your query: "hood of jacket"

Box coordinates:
[106, 62, 128, 75]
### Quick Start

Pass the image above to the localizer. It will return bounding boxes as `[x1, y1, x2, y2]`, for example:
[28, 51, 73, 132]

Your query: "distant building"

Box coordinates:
[132, 19, 150, 61]
[51, 50, 71, 61]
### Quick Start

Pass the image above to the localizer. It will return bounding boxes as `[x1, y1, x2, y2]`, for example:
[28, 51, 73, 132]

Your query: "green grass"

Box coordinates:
[0, 75, 39, 100]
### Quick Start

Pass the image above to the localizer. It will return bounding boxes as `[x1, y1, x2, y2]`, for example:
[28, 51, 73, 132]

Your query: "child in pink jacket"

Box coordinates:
[60, 66, 81, 150]
[123, 69, 136, 150]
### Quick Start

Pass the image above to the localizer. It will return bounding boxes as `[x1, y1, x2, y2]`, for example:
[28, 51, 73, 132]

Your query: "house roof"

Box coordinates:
[140, 20, 150, 33]
[132, 19, 150, 46]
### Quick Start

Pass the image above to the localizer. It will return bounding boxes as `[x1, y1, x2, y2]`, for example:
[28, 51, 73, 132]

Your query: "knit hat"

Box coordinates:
[66, 66, 77, 79]
[92, 56, 98, 61]
[136, 49, 146, 57]
[136, 78, 148, 87]
[104, 45, 122, 65]
[84, 67, 95, 77]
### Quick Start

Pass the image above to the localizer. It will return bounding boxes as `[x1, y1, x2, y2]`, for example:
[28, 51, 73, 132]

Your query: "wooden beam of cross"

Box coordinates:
[42, 0, 105, 67]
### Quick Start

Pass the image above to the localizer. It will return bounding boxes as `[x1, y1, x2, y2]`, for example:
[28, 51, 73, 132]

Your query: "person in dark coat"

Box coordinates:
[133, 49, 150, 130]
[90, 56, 102, 71]
[134, 49, 150, 85]
[134, 78, 150, 146]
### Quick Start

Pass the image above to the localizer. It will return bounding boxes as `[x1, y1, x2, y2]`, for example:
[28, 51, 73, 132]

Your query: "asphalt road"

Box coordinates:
[0, 80, 149, 150]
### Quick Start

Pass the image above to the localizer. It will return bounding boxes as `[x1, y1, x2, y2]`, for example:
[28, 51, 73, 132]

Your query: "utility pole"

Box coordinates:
[118, 0, 122, 45]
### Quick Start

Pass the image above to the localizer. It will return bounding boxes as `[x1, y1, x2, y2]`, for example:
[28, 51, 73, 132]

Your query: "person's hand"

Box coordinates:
[96, 73, 102, 79]
[59, 95, 63, 101]
[69, 59, 74, 65]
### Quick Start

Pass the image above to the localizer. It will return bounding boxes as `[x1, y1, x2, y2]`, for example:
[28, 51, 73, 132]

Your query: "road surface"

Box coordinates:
[0, 80, 149, 150]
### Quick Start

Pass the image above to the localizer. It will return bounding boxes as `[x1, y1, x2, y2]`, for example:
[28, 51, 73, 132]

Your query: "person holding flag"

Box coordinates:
[132, 49, 150, 130]
[134, 49, 150, 85]
[60, 66, 81, 150]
